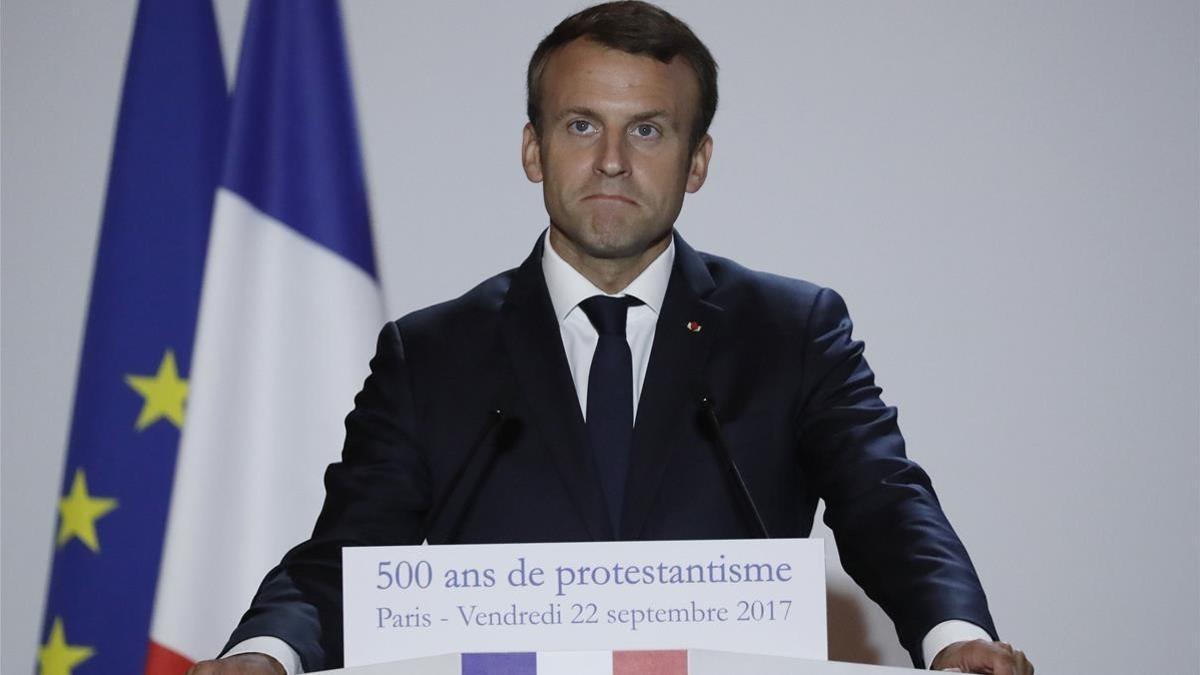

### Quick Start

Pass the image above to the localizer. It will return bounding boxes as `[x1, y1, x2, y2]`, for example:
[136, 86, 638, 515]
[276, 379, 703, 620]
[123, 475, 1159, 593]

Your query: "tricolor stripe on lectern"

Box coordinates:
[36, 2, 227, 674]
[463, 651, 689, 675]
[147, 0, 384, 671]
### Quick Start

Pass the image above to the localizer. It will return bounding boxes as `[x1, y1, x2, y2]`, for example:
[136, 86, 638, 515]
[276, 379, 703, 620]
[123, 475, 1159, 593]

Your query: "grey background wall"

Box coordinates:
[3, 1, 1197, 674]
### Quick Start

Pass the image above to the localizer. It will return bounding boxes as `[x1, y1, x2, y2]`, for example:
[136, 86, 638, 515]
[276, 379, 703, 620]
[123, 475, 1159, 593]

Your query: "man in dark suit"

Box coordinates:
[194, 3, 1033, 674]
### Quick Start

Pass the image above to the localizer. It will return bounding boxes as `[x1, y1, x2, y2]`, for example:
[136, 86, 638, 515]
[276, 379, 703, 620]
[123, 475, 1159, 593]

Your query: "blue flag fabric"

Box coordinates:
[222, 0, 377, 278]
[36, 2, 227, 674]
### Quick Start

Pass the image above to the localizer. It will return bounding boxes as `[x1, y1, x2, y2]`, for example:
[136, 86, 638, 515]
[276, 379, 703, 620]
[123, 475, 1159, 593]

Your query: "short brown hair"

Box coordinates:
[526, 1, 718, 151]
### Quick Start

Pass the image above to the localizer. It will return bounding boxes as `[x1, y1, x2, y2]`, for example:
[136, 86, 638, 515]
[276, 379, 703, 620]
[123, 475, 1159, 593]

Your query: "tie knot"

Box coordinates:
[579, 295, 640, 336]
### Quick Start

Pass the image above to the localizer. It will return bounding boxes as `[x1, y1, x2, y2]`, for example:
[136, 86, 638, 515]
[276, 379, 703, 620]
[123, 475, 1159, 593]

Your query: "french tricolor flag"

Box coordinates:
[421, 650, 690, 675]
[147, 1, 384, 670]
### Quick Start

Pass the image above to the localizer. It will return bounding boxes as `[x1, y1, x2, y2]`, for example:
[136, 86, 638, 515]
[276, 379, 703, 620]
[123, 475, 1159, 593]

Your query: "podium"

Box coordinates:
[336, 540, 883, 672]
[343, 540, 829, 667]
[315, 650, 915, 674]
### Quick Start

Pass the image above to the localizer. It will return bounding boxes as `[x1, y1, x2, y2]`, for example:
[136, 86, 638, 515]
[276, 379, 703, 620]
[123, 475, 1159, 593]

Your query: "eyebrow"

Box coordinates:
[555, 106, 676, 128]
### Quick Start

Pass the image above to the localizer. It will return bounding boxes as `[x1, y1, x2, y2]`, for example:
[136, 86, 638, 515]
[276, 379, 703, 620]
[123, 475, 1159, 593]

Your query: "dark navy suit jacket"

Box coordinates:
[225, 233, 997, 670]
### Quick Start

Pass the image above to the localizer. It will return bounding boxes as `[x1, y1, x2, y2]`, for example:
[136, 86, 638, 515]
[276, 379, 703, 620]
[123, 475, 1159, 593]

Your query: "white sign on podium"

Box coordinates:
[342, 538, 825, 668]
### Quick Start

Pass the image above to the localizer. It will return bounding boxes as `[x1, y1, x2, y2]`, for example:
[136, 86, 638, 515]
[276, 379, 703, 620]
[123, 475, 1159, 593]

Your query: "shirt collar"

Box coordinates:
[541, 229, 675, 324]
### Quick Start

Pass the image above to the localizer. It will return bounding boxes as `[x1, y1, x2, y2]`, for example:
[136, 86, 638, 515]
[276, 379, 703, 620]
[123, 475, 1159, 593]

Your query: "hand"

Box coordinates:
[186, 653, 285, 675]
[930, 639, 1033, 674]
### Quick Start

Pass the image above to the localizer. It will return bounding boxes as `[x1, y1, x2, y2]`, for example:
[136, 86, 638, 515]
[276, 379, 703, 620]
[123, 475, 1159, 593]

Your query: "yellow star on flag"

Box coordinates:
[38, 617, 94, 675]
[125, 349, 188, 430]
[56, 468, 118, 553]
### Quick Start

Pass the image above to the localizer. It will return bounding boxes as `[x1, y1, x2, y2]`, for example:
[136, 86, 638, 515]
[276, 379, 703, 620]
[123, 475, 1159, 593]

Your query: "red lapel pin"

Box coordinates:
[686, 321, 702, 333]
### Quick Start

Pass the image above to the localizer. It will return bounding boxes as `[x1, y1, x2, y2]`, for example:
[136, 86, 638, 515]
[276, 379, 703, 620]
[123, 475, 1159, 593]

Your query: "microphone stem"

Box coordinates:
[426, 409, 507, 543]
[701, 397, 770, 539]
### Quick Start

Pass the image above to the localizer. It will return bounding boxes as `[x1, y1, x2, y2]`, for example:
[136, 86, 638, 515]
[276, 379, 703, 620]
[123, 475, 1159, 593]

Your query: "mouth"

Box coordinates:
[584, 194, 637, 206]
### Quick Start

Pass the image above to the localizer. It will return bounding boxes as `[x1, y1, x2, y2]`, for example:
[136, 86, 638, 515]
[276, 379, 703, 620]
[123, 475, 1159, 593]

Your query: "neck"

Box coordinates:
[548, 227, 671, 294]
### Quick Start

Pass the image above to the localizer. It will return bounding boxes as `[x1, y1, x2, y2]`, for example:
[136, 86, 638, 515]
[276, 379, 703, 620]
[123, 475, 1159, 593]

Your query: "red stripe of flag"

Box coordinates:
[145, 640, 194, 675]
[613, 649, 688, 675]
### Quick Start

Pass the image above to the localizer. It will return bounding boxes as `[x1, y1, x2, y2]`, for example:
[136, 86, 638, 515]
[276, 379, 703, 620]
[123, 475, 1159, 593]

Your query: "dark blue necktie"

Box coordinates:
[580, 295, 641, 535]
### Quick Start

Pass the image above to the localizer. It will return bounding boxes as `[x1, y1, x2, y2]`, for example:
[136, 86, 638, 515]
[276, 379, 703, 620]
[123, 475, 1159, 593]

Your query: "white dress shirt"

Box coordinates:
[541, 230, 674, 418]
[226, 231, 988, 671]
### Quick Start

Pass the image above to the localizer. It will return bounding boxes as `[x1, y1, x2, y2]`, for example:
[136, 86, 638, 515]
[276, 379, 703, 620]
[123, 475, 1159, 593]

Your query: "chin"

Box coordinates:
[582, 228, 667, 261]
[550, 212, 669, 261]
[583, 243, 643, 261]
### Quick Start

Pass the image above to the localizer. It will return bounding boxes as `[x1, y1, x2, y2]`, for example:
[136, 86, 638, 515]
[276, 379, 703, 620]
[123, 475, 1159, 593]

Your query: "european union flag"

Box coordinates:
[37, 2, 227, 673]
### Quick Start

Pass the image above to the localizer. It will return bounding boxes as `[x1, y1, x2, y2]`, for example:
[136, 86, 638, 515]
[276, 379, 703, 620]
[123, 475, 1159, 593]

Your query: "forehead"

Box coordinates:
[540, 39, 699, 119]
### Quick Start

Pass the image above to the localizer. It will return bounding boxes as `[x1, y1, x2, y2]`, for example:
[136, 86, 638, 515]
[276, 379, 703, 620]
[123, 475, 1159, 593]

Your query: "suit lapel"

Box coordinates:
[622, 234, 722, 539]
[500, 237, 615, 541]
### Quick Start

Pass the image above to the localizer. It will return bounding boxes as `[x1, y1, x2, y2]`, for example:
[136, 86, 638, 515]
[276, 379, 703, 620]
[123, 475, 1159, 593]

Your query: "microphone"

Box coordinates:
[424, 408, 511, 543]
[699, 397, 771, 539]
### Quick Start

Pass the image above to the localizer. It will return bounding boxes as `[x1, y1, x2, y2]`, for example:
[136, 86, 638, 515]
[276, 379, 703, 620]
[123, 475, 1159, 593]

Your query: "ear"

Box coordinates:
[521, 123, 544, 183]
[685, 134, 713, 194]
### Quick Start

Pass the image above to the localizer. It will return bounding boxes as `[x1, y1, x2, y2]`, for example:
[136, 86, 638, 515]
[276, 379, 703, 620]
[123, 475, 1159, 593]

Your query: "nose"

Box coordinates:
[593, 129, 630, 178]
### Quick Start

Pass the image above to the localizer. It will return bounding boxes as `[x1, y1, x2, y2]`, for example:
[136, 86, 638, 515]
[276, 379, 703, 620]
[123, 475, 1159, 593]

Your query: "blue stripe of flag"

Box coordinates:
[38, 1, 227, 673]
[462, 652, 538, 675]
[221, 0, 377, 279]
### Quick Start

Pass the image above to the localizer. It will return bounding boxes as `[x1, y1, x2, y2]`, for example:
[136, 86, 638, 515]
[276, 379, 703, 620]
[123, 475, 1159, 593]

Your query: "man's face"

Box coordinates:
[522, 39, 712, 264]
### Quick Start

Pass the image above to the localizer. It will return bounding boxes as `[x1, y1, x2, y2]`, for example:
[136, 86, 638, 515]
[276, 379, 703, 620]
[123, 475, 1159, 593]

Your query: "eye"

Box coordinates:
[569, 119, 596, 134]
[631, 123, 660, 139]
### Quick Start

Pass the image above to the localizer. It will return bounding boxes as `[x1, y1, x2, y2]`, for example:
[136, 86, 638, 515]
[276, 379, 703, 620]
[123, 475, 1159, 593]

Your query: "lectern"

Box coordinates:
[339, 540, 859, 673]
[316, 650, 915, 674]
